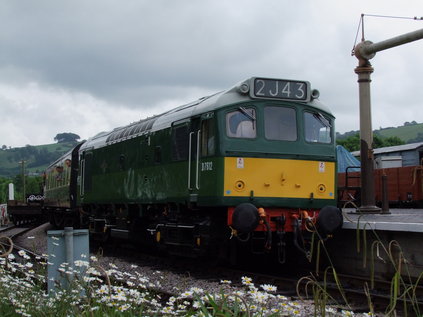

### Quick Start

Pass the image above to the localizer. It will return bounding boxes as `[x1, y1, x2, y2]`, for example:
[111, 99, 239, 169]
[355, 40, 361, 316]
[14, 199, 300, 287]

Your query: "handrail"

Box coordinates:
[187, 132, 194, 190]
[80, 159, 85, 197]
[196, 130, 201, 190]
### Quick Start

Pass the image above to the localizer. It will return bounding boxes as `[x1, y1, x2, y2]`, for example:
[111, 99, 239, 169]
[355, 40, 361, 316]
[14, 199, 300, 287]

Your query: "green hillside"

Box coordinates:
[337, 122, 423, 143]
[375, 123, 423, 143]
[0, 142, 77, 177]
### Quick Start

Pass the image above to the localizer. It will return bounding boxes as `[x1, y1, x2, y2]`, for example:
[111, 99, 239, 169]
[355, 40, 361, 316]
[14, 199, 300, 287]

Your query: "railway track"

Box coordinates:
[0, 224, 34, 239]
[0, 223, 47, 263]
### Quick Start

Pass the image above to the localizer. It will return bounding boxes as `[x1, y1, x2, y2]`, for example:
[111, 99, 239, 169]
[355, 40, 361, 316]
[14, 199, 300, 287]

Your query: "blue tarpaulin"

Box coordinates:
[336, 145, 360, 173]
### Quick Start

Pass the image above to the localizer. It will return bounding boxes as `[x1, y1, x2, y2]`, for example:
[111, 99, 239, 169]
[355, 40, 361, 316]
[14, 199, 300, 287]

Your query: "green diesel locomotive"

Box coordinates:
[44, 77, 342, 263]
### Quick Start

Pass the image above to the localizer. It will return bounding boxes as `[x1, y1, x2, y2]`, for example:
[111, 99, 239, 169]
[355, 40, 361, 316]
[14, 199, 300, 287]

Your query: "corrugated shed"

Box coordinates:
[351, 142, 423, 156]
[351, 142, 423, 167]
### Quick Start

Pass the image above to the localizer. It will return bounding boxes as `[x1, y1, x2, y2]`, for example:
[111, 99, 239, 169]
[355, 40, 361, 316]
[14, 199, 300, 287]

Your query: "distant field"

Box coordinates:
[0, 142, 76, 177]
[338, 123, 423, 143]
[375, 123, 423, 142]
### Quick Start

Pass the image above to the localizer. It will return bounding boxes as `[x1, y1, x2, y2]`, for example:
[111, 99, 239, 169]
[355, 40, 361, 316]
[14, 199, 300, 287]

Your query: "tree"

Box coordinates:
[404, 121, 418, 126]
[373, 134, 385, 149]
[1, 175, 43, 203]
[0, 177, 12, 203]
[54, 133, 81, 143]
[408, 132, 423, 143]
[336, 133, 360, 152]
[384, 136, 405, 147]
[336, 133, 405, 152]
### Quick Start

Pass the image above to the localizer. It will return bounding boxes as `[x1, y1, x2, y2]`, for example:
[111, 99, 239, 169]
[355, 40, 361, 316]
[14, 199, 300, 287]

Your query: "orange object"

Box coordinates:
[258, 207, 266, 217]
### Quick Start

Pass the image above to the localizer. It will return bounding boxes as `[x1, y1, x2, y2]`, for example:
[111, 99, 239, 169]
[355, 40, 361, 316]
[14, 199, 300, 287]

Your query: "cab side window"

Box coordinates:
[304, 112, 332, 143]
[201, 119, 215, 157]
[171, 124, 189, 161]
[226, 108, 256, 138]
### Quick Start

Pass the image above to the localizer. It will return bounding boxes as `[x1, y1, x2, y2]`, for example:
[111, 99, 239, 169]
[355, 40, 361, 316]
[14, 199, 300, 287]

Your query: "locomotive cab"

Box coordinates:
[214, 78, 342, 262]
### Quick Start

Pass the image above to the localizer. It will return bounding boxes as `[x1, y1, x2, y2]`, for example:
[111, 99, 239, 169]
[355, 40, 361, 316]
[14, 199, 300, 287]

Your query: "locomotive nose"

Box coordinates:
[231, 203, 260, 234]
[316, 205, 343, 235]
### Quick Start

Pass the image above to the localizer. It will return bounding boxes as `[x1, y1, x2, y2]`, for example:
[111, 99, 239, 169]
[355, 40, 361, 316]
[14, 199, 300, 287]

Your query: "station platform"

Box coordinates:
[342, 208, 423, 232]
[325, 208, 423, 281]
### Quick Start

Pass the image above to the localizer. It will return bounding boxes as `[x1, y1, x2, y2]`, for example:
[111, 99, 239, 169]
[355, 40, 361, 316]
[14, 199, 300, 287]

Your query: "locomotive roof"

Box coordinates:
[80, 77, 333, 150]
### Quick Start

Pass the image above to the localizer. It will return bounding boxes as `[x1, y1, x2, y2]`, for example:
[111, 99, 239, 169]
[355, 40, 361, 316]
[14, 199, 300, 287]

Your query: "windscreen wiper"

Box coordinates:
[238, 106, 256, 121]
[313, 112, 331, 128]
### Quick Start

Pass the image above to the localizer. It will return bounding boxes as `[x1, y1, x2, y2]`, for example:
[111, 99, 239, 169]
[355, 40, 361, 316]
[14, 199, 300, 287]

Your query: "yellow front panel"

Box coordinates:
[223, 157, 335, 199]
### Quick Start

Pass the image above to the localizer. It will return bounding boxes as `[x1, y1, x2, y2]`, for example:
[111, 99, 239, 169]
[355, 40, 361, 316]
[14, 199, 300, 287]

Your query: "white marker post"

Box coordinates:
[8, 183, 14, 201]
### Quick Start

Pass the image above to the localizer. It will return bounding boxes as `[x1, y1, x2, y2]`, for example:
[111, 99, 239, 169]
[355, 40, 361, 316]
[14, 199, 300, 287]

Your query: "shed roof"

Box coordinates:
[351, 142, 423, 156]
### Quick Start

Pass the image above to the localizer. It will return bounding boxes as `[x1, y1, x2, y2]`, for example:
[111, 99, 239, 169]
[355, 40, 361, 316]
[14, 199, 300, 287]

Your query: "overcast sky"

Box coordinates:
[1, 1, 423, 148]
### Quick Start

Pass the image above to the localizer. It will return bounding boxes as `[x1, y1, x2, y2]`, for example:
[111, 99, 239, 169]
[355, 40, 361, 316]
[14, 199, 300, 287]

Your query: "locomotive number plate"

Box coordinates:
[201, 162, 213, 171]
[252, 78, 309, 101]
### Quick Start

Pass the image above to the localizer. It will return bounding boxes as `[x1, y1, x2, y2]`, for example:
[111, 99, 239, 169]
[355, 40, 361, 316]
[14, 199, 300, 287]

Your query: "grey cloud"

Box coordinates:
[1, 0, 422, 147]
[0, 1, 311, 105]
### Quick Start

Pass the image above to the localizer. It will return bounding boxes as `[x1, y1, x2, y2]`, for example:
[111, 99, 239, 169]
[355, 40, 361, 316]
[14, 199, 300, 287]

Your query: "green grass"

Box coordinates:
[375, 123, 423, 142]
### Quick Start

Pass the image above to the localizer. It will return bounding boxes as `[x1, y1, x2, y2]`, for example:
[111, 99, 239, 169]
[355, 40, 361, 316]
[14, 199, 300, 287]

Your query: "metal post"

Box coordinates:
[358, 29, 423, 59]
[353, 27, 423, 213]
[354, 64, 381, 213]
[19, 160, 26, 203]
[381, 174, 390, 214]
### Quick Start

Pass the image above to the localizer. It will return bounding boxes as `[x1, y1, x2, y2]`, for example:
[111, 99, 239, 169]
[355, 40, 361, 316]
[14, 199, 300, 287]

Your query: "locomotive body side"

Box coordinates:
[77, 119, 222, 206]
